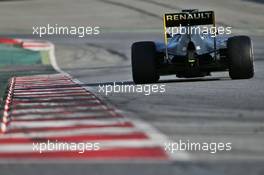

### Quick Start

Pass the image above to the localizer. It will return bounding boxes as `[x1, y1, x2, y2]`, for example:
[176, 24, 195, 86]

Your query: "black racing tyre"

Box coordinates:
[131, 41, 159, 84]
[227, 36, 254, 79]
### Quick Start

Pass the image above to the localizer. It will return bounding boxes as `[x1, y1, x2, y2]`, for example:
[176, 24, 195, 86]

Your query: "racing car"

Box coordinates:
[131, 9, 254, 84]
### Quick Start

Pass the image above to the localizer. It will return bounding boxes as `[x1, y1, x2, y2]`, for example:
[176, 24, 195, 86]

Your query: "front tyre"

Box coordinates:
[227, 36, 254, 79]
[131, 41, 159, 84]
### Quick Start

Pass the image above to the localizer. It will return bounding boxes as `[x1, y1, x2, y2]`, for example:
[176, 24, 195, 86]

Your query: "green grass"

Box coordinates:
[40, 50, 51, 65]
[0, 44, 43, 67]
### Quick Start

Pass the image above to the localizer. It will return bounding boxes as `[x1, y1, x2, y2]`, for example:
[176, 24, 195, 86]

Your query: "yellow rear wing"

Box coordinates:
[164, 11, 215, 27]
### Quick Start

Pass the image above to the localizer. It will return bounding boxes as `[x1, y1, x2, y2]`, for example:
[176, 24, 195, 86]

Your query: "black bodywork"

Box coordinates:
[155, 33, 229, 78]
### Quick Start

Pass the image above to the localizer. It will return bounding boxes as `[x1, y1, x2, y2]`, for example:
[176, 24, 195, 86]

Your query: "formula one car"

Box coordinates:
[131, 9, 254, 84]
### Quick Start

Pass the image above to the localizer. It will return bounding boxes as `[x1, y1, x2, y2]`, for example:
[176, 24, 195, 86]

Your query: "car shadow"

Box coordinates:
[158, 76, 230, 84]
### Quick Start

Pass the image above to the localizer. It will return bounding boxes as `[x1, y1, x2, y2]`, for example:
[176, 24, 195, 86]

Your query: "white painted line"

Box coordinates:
[13, 96, 96, 102]
[10, 112, 108, 120]
[0, 127, 142, 138]
[132, 119, 190, 161]
[14, 90, 87, 95]
[12, 101, 100, 107]
[9, 118, 130, 128]
[0, 140, 165, 153]
[12, 107, 105, 114]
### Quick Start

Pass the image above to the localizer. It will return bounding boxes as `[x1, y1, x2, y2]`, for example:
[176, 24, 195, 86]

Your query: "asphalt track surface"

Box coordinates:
[0, 0, 264, 174]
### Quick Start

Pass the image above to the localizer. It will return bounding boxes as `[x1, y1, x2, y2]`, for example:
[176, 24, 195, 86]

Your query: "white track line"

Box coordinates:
[9, 119, 130, 128]
[1, 127, 142, 139]
[0, 140, 166, 153]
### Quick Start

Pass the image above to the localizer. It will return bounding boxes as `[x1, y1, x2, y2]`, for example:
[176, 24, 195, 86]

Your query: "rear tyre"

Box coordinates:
[227, 36, 254, 79]
[131, 41, 159, 84]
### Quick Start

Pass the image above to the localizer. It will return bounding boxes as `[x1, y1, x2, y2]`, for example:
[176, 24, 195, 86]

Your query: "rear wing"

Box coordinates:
[164, 11, 215, 27]
[163, 10, 216, 58]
